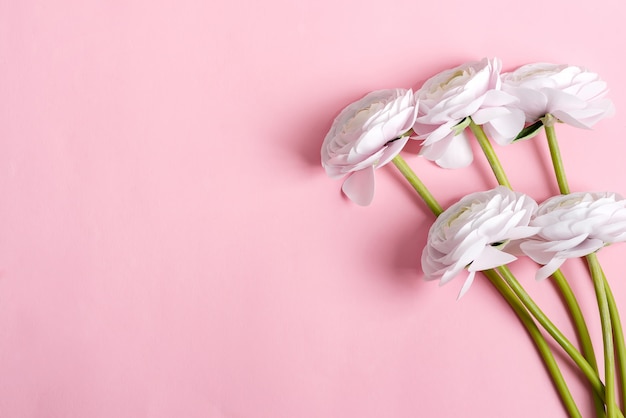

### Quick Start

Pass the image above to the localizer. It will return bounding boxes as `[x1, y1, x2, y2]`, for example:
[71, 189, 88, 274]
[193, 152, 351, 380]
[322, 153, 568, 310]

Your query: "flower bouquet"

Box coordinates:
[321, 58, 623, 417]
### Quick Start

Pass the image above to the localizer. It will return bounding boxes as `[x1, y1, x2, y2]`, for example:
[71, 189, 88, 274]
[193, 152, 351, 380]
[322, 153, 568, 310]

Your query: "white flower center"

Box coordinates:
[439, 70, 466, 89]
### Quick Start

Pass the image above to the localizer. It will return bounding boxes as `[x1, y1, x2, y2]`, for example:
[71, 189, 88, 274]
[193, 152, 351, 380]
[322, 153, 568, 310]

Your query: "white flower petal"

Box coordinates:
[552, 109, 604, 129]
[419, 130, 456, 160]
[519, 241, 556, 265]
[505, 226, 541, 240]
[564, 239, 604, 258]
[471, 107, 510, 124]
[544, 88, 586, 112]
[341, 166, 375, 206]
[354, 124, 387, 154]
[457, 271, 476, 300]
[535, 258, 566, 281]
[377, 136, 410, 167]
[481, 108, 526, 145]
[502, 85, 548, 122]
[434, 131, 474, 169]
[468, 245, 517, 272]
[481, 89, 518, 107]
[416, 120, 456, 145]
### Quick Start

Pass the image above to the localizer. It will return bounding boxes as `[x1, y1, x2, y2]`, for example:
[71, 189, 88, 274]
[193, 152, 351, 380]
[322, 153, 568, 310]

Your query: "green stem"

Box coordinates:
[543, 120, 570, 195]
[552, 269, 606, 417]
[603, 268, 626, 414]
[588, 253, 618, 418]
[468, 118, 511, 189]
[482, 269, 582, 417]
[496, 265, 609, 401]
[552, 270, 598, 369]
[391, 155, 443, 216]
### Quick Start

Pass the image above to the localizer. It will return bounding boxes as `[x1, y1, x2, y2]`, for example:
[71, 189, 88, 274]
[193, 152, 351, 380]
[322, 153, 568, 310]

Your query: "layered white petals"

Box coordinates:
[321, 89, 418, 205]
[520, 192, 626, 280]
[502, 63, 615, 128]
[413, 58, 525, 168]
[422, 186, 539, 298]
[481, 108, 527, 145]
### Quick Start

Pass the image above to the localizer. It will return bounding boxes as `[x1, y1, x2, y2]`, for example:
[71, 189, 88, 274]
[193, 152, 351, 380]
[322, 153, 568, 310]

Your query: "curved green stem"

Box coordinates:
[468, 118, 511, 189]
[391, 155, 443, 216]
[496, 265, 608, 400]
[544, 120, 570, 194]
[552, 269, 606, 417]
[482, 269, 582, 417]
[588, 253, 618, 418]
[552, 269, 599, 369]
[603, 268, 626, 414]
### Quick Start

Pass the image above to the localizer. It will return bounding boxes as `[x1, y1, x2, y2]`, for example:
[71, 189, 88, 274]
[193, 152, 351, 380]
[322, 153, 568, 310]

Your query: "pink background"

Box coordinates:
[1, 0, 626, 417]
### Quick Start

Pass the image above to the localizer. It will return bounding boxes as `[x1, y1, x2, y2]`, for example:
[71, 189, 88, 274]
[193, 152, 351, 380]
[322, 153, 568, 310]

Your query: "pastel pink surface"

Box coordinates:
[1, 0, 626, 417]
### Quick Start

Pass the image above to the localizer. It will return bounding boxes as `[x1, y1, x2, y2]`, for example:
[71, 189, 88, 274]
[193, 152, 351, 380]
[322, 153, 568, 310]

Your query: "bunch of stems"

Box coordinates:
[391, 117, 626, 417]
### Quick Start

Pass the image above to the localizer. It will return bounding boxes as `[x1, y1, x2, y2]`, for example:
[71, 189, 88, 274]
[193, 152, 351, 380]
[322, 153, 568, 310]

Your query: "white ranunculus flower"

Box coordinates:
[321, 89, 418, 206]
[422, 186, 539, 298]
[501, 63, 615, 129]
[413, 58, 525, 169]
[520, 192, 626, 280]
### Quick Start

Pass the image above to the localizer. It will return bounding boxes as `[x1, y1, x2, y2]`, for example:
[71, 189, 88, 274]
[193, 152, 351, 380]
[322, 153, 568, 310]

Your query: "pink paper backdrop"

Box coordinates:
[1, 0, 625, 416]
